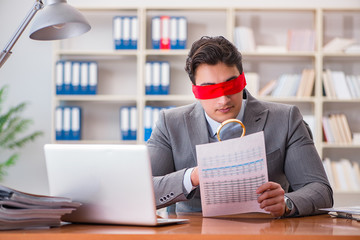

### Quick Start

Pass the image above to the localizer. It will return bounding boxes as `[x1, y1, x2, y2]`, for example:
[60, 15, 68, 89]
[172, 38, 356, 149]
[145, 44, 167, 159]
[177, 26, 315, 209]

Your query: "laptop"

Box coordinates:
[44, 144, 188, 226]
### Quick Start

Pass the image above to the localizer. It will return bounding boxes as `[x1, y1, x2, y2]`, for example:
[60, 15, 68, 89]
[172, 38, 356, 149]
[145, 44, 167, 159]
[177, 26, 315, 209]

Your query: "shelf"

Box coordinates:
[258, 96, 316, 103]
[322, 143, 360, 149]
[144, 95, 195, 102]
[145, 49, 189, 56]
[54, 140, 137, 144]
[55, 95, 138, 102]
[322, 98, 360, 103]
[242, 51, 316, 57]
[322, 52, 360, 57]
[56, 50, 139, 57]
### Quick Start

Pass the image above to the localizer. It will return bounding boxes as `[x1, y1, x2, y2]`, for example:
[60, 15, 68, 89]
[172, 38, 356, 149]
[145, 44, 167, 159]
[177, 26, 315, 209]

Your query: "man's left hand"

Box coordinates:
[256, 181, 285, 217]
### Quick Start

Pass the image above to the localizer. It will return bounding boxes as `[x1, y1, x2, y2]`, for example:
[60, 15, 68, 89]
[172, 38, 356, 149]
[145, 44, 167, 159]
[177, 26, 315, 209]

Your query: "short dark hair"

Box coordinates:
[185, 36, 243, 85]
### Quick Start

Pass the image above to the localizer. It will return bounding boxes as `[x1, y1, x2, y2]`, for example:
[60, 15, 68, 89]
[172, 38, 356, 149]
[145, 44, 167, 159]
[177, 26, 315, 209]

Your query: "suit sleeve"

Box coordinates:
[147, 110, 190, 209]
[285, 106, 333, 216]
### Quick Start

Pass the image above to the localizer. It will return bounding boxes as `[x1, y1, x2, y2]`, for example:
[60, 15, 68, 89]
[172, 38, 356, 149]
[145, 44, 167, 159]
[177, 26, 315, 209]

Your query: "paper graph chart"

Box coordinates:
[196, 131, 268, 216]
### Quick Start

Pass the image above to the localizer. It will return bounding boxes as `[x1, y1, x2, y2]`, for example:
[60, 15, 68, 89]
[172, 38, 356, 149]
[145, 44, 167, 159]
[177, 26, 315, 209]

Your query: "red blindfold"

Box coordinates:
[192, 73, 247, 100]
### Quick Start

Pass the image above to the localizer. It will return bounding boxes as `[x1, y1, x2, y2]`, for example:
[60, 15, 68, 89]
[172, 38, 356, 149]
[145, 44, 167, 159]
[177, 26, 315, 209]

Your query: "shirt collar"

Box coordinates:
[205, 98, 247, 137]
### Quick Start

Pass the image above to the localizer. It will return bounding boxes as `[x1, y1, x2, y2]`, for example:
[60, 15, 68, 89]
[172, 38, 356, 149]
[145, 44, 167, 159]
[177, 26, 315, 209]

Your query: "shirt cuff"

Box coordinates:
[183, 167, 196, 194]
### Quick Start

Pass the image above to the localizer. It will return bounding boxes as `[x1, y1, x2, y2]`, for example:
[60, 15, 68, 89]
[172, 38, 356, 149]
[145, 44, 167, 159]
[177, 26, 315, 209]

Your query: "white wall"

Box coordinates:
[0, 0, 359, 195]
[0, 0, 52, 194]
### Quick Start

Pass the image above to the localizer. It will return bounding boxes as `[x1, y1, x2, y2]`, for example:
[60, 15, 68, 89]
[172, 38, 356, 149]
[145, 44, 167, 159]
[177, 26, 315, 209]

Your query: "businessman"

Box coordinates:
[147, 36, 333, 217]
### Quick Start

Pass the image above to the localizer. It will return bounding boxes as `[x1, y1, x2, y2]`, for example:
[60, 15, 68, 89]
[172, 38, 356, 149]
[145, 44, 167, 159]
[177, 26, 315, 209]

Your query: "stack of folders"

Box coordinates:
[55, 106, 81, 141]
[0, 185, 81, 230]
[319, 206, 360, 221]
[56, 60, 98, 95]
[120, 106, 137, 141]
[113, 16, 138, 50]
[145, 61, 170, 95]
[151, 16, 187, 49]
[144, 106, 175, 142]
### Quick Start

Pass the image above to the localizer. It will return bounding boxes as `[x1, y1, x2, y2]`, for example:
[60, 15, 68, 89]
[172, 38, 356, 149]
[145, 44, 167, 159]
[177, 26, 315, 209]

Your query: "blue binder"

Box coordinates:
[152, 62, 161, 94]
[120, 107, 130, 140]
[144, 106, 152, 142]
[80, 62, 89, 94]
[70, 107, 81, 140]
[55, 107, 63, 140]
[62, 107, 71, 140]
[130, 16, 138, 49]
[152, 16, 161, 49]
[88, 62, 98, 95]
[129, 106, 137, 140]
[63, 61, 72, 94]
[113, 16, 123, 50]
[160, 62, 170, 95]
[55, 61, 64, 95]
[145, 62, 152, 95]
[170, 17, 178, 49]
[177, 17, 187, 49]
[122, 16, 131, 49]
[71, 61, 81, 94]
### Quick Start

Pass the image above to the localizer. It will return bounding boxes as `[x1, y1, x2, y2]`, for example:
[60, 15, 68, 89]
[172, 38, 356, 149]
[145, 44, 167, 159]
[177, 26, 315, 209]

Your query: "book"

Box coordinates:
[0, 185, 81, 230]
[339, 114, 352, 144]
[323, 37, 356, 52]
[322, 116, 334, 143]
[287, 29, 315, 52]
[340, 159, 359, 191]
[244, 72, 259, 97]
[319, 206, 360, 221]
[258, 79, 277, 96]
[322, 69, 336, 99]
[322, 158, 335, 188]
[331, 71, 351, 100]
[256, 45, 287, 53]
[331, 160, 348, 191]
[234, 26, 256, 52]
[332, 114, 347, 144]
[303, 69, 315, 97]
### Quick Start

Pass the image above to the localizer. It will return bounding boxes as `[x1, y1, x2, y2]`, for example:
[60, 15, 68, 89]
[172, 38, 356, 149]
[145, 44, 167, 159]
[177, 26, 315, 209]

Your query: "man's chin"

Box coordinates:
[215, 113, 237, 123]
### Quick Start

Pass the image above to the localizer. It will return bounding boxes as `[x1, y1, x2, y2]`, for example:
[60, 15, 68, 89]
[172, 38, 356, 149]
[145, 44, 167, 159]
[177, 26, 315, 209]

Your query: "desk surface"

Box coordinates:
[1, 213, 360, 240]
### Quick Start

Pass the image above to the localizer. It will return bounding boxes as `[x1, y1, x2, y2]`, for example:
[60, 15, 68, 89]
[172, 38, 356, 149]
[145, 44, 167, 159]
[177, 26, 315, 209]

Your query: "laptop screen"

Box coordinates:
[44, 144, 159, 226]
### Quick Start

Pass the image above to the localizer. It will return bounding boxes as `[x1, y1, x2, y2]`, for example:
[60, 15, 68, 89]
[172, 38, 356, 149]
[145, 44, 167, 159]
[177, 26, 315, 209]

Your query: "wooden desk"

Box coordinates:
[0, 213, 359, 240]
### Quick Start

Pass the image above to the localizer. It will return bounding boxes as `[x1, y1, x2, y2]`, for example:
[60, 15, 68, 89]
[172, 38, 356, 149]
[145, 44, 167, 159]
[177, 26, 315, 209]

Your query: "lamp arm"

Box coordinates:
[0, 0, 44, 69]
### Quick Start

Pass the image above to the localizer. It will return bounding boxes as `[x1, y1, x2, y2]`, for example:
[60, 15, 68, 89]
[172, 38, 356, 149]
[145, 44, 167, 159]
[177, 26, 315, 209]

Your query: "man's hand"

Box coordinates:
[190, 167, 199, 187]
[256, 181, 285, 217]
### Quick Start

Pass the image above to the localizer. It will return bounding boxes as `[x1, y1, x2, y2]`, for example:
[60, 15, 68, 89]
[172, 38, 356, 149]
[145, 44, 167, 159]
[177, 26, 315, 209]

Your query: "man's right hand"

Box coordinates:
[190, 167, 199, 187]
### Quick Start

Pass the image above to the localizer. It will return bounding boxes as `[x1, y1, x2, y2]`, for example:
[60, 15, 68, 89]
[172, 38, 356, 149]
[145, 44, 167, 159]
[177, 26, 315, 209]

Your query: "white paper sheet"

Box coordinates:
[196, 131, 268, 217]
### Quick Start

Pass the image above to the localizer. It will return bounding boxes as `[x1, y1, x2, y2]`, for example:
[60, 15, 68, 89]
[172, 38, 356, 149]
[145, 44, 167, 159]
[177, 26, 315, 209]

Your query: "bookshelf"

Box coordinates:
[51, 6, 360, 205]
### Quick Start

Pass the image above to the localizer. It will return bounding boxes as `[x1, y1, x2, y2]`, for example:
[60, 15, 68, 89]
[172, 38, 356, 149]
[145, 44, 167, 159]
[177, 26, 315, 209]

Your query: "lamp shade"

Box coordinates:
[29, 0, 91, 40]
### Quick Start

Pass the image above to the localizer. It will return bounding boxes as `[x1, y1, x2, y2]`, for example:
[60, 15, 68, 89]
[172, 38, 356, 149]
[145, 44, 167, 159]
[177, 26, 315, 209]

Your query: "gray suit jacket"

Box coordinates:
[147, 90, 333, 216]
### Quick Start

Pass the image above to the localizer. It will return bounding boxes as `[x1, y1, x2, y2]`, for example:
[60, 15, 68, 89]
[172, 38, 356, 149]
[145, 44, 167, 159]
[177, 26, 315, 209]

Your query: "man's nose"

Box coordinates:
[217, 95, 231, 104]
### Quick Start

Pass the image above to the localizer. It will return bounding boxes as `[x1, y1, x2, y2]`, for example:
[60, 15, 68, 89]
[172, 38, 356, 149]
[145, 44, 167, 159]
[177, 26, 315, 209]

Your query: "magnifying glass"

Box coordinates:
[216, 119, 246, 142]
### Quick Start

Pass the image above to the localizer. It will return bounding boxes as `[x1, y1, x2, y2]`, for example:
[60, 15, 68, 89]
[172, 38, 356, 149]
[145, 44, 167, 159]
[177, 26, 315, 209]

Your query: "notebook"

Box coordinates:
[44, 144, 188, 226]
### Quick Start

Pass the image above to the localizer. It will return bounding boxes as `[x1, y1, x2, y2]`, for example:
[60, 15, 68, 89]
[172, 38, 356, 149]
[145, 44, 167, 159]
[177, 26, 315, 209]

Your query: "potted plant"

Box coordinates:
[0, 85, 43, 180]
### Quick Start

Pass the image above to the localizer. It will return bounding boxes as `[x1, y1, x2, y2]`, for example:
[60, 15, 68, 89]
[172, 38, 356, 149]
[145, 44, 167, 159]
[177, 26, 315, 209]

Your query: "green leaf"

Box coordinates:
[0, 153, 18, 181]
[0, 85, 43, 181]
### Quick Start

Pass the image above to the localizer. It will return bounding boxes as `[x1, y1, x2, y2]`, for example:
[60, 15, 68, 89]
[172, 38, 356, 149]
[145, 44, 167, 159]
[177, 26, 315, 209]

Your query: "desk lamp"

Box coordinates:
[0, 0, 91, 68]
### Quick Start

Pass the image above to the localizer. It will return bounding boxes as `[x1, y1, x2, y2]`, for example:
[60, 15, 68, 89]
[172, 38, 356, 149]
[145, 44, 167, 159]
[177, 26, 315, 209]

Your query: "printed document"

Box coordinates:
[196, 131, 268, 217]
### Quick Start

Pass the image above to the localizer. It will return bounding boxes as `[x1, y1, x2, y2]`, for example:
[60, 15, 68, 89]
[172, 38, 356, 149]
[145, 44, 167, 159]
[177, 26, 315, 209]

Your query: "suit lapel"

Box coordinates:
[242, 90, 269, 135]
[184, 102, 209, 164]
